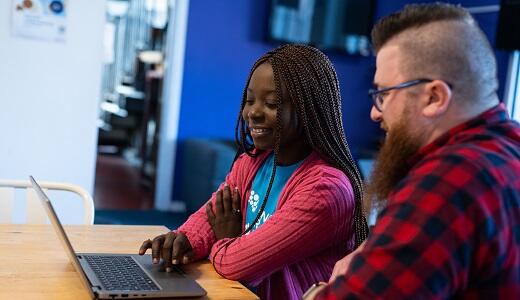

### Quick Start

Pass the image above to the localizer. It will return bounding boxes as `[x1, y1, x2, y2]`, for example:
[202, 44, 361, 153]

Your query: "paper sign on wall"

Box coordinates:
[11, 0, 67, 43]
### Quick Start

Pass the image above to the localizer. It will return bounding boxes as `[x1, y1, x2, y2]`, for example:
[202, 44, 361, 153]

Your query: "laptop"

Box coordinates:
[30, 176, 206, 299]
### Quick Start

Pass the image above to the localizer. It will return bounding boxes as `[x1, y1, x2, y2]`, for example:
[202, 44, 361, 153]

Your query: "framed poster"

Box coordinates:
[11, 0, 67, 43]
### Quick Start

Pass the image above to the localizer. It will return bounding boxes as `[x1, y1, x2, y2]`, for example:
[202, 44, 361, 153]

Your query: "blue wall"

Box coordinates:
[172, 0, 511, 201]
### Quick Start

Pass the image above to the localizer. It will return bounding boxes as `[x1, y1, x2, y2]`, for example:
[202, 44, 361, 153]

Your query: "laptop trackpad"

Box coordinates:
[132, 254, 206, 297]
[131, 254, 185, 279]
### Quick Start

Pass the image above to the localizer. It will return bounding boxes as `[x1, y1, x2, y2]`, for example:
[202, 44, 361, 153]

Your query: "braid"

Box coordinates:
[215, 44, 368, 276]
[242, 55, 285, 235]
[268, 45, 367, 247]
[232, 45, 368, 248]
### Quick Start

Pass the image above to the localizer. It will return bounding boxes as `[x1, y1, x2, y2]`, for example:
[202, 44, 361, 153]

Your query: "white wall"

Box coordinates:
[155, 0, 189, 211]
[0, 1, 105, 224]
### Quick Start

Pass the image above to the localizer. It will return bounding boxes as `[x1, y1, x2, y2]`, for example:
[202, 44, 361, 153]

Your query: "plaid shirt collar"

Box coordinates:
[407, 103, 509, 167]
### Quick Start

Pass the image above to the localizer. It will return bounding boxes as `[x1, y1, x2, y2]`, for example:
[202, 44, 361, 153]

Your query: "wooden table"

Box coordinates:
[0, 224, 258, 300]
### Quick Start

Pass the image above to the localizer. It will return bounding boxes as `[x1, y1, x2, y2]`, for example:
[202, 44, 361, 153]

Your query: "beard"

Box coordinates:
[365, 112, 422, 212]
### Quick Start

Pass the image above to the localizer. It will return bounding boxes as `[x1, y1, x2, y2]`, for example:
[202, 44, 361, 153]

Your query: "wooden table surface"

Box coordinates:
[0, 224, 258, 300]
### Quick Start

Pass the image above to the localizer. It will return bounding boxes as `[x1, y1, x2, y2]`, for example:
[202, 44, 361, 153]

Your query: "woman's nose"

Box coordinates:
[247, 105, 264, 120]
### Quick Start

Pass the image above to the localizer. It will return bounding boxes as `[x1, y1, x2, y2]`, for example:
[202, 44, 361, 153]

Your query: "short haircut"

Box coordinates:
[371, 3, 498, 104]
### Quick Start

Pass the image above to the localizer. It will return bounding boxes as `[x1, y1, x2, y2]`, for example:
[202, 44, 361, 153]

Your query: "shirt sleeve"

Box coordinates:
[316, 154, 486, 299]
[209, 169, 355, 285]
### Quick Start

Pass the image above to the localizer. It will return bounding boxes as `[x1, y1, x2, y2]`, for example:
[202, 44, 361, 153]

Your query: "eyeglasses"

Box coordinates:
[368, 78, 433, 112]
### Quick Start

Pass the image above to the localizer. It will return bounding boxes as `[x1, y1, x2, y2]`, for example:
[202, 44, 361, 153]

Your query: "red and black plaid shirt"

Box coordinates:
[317, 104, 520, 299]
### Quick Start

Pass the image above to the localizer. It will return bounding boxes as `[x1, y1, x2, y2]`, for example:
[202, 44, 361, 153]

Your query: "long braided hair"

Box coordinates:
[235, 44, 368, 248]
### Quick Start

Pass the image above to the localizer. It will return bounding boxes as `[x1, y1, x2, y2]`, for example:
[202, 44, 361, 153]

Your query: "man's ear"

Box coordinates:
[422, 80, 452, 118]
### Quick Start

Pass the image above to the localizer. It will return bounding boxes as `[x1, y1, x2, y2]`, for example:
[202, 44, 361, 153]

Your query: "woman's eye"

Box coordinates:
[245, 99, 254, 105]
[265, 101, 278, 109]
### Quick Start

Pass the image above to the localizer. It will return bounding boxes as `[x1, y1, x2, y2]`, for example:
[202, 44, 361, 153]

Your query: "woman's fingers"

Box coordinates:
[171, 234, 191, 268]
[151, 234, 166, 264]
[182, 250, 194, 264]
[140, 232, 193, 272]
[206, 202, 216, 227]
[232, 187, 241, 216]
[138, 239, 152, 255]
[161, 232, 176, 270]
[215, 188, 224, 216]
[222, 184, 232, 213]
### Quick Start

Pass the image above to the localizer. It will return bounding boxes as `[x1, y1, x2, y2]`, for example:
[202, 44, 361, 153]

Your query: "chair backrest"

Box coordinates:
[0, 179, 94, 225]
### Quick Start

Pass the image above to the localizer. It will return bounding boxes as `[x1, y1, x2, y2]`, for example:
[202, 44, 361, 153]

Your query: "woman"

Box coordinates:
[139, 44, 367, 300]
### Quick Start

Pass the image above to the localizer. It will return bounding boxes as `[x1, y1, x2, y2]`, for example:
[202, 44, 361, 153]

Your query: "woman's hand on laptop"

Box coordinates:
[139, 232, 194, 272]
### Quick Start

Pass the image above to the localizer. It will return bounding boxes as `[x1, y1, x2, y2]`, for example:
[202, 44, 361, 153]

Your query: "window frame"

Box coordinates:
[505, 51, 520, 121]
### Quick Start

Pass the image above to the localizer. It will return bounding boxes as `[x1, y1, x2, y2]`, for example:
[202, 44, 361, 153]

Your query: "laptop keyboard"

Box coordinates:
[84, 255, 160, 291]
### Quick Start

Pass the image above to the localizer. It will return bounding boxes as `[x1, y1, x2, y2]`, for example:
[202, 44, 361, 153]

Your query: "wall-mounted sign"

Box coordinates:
[11, 0, 67, 43]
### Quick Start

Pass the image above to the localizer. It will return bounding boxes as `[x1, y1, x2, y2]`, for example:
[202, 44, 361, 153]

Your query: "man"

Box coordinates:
[306, 3, 520, 299]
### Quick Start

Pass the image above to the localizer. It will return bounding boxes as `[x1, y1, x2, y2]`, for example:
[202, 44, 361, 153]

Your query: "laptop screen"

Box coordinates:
[29, 176, 95, 299]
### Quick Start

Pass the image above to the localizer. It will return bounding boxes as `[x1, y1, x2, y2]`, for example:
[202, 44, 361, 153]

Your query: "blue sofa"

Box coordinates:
[179, 138, 237, 213]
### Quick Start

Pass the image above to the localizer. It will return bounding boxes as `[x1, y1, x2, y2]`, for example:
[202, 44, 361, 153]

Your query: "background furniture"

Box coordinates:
[179, 138, 236, 213]
[0, 180, 94, 225]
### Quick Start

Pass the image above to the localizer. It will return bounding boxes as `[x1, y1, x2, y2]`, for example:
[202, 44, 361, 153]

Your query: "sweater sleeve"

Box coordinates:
[208, 168, 355, 285]
[176, 154, 246, 261]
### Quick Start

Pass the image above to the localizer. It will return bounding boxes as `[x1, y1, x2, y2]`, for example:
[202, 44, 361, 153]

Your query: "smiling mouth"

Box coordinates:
[250, 128, 273, 138]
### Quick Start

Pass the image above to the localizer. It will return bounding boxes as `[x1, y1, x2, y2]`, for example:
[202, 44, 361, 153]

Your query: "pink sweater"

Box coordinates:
[177, 151, 356, 300]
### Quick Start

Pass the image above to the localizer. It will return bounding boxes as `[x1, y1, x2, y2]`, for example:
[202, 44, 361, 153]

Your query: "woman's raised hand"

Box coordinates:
[206, 183, 242, 240]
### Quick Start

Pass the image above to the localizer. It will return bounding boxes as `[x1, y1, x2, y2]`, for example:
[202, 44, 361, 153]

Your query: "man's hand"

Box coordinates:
[206, 183, 242, 240]
[138, 232, 193, 272]
[302, 282, 327, 300]
[329, 241, 366, 283]
[329, 253, 355, 283]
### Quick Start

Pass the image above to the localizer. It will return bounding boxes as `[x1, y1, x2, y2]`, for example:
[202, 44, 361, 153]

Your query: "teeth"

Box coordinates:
[252, 128, 269, 133]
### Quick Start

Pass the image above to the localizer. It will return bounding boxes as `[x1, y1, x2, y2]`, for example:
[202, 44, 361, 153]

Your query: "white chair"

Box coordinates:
[0, 179, 94, 225]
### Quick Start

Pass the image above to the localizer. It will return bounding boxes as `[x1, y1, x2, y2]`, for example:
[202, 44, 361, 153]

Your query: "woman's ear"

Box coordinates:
[422, 80, 452, 118]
